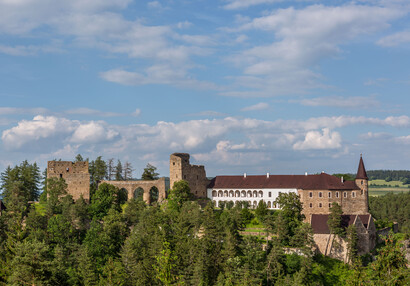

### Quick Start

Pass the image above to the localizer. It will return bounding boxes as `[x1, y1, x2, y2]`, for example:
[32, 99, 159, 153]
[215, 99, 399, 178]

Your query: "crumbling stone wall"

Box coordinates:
[99, 178, 167, 204]
[169, 153, 209, 198]
[47, 161, 90, 201]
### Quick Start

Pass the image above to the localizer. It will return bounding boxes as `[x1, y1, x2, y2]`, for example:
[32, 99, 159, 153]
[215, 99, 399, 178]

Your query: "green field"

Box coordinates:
[369, 180, 410, 196]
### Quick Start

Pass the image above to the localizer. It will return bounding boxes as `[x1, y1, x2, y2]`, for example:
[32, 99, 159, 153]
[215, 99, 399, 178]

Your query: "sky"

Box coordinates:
[1, 0, 410, 178]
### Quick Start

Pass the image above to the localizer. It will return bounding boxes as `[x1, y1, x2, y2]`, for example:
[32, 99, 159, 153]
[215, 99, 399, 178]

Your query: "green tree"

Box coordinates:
[45, 177, 68, 216]
[255, 200, 268, 222]
[115, 160, 123, 181]
[90, 183, 121, 220]
[346, 224, 358, 263]
[327, 202, 344, 237]
[89, 156, 107, 197]
[167, 180, 191, 212]
[141, 163, 159, 180]
[75, 154, 84, 162]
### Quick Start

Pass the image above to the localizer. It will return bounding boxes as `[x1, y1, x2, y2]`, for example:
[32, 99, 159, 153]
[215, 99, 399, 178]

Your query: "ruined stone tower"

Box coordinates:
[169, 153, 209, 198]
[47, 161, 90, 201]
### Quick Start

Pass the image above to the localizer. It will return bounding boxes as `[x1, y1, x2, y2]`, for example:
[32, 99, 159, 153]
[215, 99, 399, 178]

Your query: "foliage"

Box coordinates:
[141, 163, 160, 180]
[167, 180, 191, 212]
[328, 202, 345, 237]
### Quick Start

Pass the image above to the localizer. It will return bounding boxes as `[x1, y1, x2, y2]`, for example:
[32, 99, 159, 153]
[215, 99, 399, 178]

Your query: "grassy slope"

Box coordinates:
[369, 180, 410, 196]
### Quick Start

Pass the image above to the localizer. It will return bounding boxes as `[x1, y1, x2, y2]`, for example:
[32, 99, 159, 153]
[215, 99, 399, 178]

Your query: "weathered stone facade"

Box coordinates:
[170, 153, 209, 198]
[47, 161, 90, 201]
[99, 178, 166, 204]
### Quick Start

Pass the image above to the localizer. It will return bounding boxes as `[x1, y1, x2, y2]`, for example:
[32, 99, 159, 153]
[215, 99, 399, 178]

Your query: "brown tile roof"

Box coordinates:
[208, 173, 360, 190]
[311, 214, 371, 234]
[356, 155, 368, 180]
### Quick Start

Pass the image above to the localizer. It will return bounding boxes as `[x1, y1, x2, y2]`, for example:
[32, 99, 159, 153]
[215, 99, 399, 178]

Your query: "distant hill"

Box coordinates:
[333, 170, 410, 184]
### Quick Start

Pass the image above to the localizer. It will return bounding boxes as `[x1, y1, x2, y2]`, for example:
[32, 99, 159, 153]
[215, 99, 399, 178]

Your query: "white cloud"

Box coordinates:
[65, 108, 123, 117]
[377, 30, 410, 46]
[241, 102, 269, 111]
[297, 95, 380, 108]
[0, 107, 49, 115]
[147, 1, 162, 9]
[1, 115, 77, 150]
[223, 0, 287, 10]
[225, 4, 404, 96]
[70, 121, 119, 144]
[293, 128, 342, 150]
[132, 109, 141, 117]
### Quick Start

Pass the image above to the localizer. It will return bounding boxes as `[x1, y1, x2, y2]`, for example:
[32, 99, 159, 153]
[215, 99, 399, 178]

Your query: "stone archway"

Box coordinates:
[99, 177, 167, 205]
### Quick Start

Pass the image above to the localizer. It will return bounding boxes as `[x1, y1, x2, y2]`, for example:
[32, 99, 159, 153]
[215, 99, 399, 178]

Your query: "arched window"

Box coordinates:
[229, 190, 234, 197]
[319, 203, 322, 208]
[241, 190, 246, 197]
[247, 191, 252, 198]
[134, 187, 144, 201]
[212, 190, 217, 197]
[328, 192, 331, 198]
[235, 190, 240, 197]
[267, 201, 272, 208]
[259, 191, 263, 197]
[309, 203, 313, 208]
[352, 191, 356, 198]
[336, 192, 339, 198]
[218, 191, 223, 197]
[319, 192, 322, 198]
[253, 190, 258, 197]
[224, 190, 228, 197]
[309, 192, 313, 198]
[253, 201, 257, 207]
[343, 192, 347, 198]
[149, 186, 159, 204]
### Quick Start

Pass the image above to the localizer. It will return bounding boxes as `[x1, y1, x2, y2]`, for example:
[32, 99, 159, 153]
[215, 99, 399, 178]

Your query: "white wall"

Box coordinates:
[207, 188, 297, 209]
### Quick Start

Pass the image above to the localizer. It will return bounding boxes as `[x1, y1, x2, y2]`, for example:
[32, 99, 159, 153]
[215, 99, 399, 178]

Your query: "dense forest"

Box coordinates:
[0, 158, 408, 285]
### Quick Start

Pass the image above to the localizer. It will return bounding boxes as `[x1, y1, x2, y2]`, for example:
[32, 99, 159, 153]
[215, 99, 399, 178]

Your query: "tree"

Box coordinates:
[75, 154, 84, 162]
[327, 202, 344, 237]
[123, 161, 133, 181]
[46, 177, 68, 216]
[115, 160, 123, 181]
[89, 156, 107, 197]
[255, 200, 268, 222]
[167, 180, 191, 212]
[141, 163, 159, 180]
[107, 158, 115, 181]
[346, 224, 358, 263]
[90, 183, 121, 220]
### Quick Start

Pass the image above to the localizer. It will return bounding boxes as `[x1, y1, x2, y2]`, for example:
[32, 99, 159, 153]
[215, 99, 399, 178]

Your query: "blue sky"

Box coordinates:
[1, 0, 410, 178]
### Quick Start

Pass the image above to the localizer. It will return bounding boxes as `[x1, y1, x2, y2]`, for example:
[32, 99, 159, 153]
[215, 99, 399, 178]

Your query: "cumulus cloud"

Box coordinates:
[223, 0, 288, 10]
[70, 121, 119, 144]
[0, 107, 49, 115]
[241, 102, 269, 111]
[1, 115, 77, 150]
[65, 108, 123, 117]
[225, 4, 404, 96]
[293, 128, 342, 150]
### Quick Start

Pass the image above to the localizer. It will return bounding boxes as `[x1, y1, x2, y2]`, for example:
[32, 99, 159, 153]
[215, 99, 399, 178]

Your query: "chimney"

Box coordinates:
[244, 173, 247, 178]
[321, 171, 324, 174]
[341, 176, 344, 183]
[267, 172, 270, 178]
[305, 172, 308, 176]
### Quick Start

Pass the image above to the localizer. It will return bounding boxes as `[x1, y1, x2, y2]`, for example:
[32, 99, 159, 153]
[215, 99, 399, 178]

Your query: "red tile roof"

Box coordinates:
[208, 173, 360, 190]
[311, 214, 371, 234]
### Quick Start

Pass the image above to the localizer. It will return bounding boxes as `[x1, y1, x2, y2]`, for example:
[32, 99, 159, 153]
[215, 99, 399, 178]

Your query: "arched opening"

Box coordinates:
[229, 190, 234, 197]
[149, 186, 159, 204]
[218, 190, 223, 197]
[235, 190, 240, 197]
[224, 190, 228, 197]
[259, 191, 263, 197]
[118, 188, 128, 204]
[267, 201, 272, 208]
[212, 190, 217, 197]
[247, 191, 252, 198]
[133, 187, 144, 201]
[253, 190, 258, 197]
[241, 190, 246, 197]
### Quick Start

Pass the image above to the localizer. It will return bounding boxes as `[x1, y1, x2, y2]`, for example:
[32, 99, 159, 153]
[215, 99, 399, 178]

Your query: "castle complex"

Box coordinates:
[47, 153, 375, 260]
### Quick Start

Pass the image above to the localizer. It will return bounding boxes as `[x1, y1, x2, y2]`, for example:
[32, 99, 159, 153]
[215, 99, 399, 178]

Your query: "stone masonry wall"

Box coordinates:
[170, 153, 209, 198]
[47, 161, 90, 201]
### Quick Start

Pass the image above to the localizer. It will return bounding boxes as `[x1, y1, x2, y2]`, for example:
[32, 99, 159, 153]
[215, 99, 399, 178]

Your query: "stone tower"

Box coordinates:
[47, 161, 90, 201]
[354, 155, 369, 213]
[169, 153, 208, 198]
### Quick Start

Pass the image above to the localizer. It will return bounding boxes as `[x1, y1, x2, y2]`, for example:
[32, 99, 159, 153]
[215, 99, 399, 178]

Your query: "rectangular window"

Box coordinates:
[269, 192, 271, 197]
[352, 191, 356, 198]
[309, 192, 313, 198]
[328, 192, 331, 198]
[344, 192, 347, 198]
[319, 192, 322, 198]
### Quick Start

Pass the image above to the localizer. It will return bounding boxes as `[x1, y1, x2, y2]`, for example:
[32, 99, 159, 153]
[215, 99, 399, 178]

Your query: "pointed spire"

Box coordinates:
[356, 154, 368, 180]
